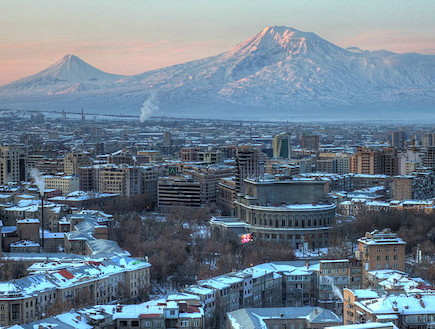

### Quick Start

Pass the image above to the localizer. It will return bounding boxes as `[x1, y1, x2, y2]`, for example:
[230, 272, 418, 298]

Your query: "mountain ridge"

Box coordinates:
[0, 26, 433, 120]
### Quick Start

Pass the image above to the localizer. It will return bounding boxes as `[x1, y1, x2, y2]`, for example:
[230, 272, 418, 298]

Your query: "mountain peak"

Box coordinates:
[62, 54, 78, 61]
[262, 26, 300, 33]
[0, 53, 125, 93]
[227, 25, 332, 61]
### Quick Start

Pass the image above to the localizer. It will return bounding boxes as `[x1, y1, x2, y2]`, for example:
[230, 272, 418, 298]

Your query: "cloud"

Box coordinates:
[340, 30, 435, 54]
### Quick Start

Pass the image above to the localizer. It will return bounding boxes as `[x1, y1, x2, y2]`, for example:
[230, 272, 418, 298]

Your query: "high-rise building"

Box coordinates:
[390, 131, 406, 149]
[0, 145, 27, 185]
[398, 148, 424, 174]
[380, 147, 399, 176]
[423, 146, 435, 169]
[300, 134, 320, 151]
[350, 147, 381, 174]
[235, 146, 265, 194]
[273, 132, 292, 159]
[421, 132, 435, 148]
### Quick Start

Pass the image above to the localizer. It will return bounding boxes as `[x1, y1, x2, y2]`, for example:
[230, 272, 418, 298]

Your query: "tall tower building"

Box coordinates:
[273, 132, 292, 159]
[235, 146, 264, 194]
[380, 147, 399, 176]
[0, 145, 27, 185]
[421, 132, 435, 148]
[391, 131, 406, 150]
[350, 147, 381, 174]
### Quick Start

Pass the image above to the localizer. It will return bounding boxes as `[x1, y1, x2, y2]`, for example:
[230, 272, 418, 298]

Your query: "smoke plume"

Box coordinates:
[30, 168, 45, 197]
[140, 92, 158, 122]
[324, 276, 344, 302]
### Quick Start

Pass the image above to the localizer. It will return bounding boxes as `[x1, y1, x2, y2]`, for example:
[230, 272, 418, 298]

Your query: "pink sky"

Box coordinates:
[1, 0, 434, 86]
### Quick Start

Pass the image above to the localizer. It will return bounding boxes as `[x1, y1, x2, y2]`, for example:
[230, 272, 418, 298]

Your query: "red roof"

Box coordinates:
[86, 261, 102, 266]
[140, 314, 161, 318]
[58, 270, 75, 280]
[179, 304, 201, 314]
[416, 284, 435, 290]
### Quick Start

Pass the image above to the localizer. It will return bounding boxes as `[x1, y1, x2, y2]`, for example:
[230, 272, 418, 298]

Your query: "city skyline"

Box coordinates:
[1, 0, 434, 85]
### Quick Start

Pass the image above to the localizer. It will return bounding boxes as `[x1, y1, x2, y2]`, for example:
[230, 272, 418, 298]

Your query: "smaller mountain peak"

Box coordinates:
[62, 54, 78, 61]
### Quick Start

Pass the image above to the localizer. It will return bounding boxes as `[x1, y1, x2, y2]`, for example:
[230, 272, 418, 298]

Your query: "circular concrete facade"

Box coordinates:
[235, 202, 336, 248]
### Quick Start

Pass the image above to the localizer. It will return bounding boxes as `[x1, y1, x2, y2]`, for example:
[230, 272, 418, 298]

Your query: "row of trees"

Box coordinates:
[110, 206, 295, 287]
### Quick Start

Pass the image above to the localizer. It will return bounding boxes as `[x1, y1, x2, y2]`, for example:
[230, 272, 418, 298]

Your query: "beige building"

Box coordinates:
[235, 146, 265, 194]
[0, 145, 27, 185]
[391, 173, 435, 200]
[44, 175, 80, 195]
[181, 164, 234, 204]
[64, 152, 92, 175]
[137, 150, 163, 164]
[355, 229, 406, 285]
[318, 259, 362, 315]
[217, 177, 237, 215]
[351, 147, 381, 175]
[79, 164, 158, 198]
[180, 147, 223, 164]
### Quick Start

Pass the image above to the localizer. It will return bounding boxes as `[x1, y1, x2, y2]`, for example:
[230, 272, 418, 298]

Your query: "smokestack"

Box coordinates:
[40, 194, 45, 251]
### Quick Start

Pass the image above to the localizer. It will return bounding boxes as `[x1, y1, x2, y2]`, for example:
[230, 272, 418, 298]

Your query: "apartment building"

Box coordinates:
[158, 176, 201, 207]
[0, 257, 151, 327]
[43, 174, 80, 195]
[355, 229, 406, 284]
[181, 164, 234, 204]
[180, 147, 223, 164]
[79, 164, 158, 198]
[217, 177, 237, 215]
[0, 145, 27, 185]
[318, 259, 362, 314]
[391, 172, 435, 200]
[235, 146, 265, 194]
[227, 306, 341, 329]
[63, 152, 92, 175]
[343, 288, 435, 329]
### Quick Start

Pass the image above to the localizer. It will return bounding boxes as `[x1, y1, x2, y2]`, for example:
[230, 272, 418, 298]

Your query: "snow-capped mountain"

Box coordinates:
[0, 26, 434, 120]
[0, 54, 125, 95]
